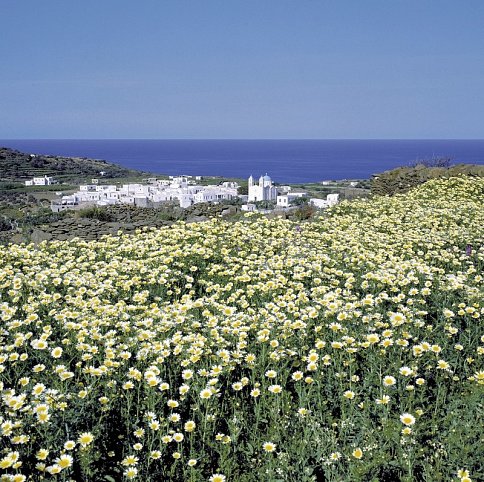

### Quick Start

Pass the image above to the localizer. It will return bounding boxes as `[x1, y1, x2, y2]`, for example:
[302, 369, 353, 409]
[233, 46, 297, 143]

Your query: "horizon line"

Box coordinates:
[2, 138, 484, 141]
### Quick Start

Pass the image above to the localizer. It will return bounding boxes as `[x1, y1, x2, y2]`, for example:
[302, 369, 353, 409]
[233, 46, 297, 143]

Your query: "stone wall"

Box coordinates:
[17, 202, 242, 243]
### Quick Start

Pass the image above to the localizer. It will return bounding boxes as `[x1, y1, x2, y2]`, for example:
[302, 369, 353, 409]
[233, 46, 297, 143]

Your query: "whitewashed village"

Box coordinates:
[43, 173, 339, 213]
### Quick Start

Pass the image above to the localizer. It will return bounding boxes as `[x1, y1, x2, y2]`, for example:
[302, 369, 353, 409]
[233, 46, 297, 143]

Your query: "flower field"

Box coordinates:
[1, 176, 483, 482]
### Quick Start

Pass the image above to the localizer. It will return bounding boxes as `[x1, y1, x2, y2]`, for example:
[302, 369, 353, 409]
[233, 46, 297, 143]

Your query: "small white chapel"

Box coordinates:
[247, 174, 278, 202]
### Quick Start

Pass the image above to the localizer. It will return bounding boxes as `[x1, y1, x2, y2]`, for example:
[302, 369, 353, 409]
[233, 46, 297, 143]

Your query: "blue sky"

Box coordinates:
[1, 0, 483, 139]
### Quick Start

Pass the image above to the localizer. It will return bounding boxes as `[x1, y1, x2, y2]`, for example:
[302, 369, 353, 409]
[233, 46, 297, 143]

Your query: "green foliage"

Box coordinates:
[291, 196, 310, 206]
[156, 210, 180, 221]
[22, 208, 68, 226]
[254, 200, 276, 209]
[0, 146, 143, 183]
[238, 185, 249, 195]
[77, 206, 114, 222]
[293, 203, 316, 220]
[0, 217, 14, 232]
[0, 182, 23, 190]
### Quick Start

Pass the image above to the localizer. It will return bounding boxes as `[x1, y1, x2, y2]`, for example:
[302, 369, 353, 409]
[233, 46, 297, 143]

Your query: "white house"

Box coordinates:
[221, 181, 238, 189]
[80, 184, 97, 192]
[248, 174, 278, 202]
[276, 195, 290, 207]
[25, 175, 55, 186]
[170, 176, 189, 188]
[276, 191, 307, 207]
[241, 203, 257, 212]
[310, 193, 340, 209]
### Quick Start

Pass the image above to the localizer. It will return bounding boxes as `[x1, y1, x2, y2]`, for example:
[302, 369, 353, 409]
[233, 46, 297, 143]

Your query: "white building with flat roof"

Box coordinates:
[241, 203, 257, 212]
[310, 193, 339, 209]
[53, 177, 239, 211]
[25, 175, 56, 186]
[276, 191, 307, 207]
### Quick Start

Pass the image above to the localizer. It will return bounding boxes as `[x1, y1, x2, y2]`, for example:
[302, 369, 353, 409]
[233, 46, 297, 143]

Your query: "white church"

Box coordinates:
[245, 173, 340, 212]
[248, 174, 278, 202]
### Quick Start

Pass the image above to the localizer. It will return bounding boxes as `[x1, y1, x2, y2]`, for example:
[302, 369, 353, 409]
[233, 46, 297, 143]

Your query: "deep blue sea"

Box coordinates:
[2, 139, 484, 183]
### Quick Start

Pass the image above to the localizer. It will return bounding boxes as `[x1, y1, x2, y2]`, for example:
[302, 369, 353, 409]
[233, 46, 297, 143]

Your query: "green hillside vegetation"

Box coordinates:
[0, 176, 482, 481]
[371, 161, 484, 196]
[0, 147, 146, 184]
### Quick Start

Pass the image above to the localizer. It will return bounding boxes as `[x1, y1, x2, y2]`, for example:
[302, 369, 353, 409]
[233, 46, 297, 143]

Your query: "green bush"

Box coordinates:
[78, 206, 114, 222]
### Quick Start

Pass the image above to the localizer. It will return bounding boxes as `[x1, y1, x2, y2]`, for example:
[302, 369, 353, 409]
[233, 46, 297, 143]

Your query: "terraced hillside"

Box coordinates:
[0, 147, 144, 183]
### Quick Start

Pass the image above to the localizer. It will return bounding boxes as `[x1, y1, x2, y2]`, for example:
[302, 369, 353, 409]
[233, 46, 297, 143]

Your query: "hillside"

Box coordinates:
[0, 146, 147, 183]
[371, 162, 484, 196]
[0, 176, 482, 481]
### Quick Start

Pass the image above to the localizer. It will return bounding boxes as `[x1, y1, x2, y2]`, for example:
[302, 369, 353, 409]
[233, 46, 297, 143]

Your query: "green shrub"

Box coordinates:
[78, 206, 114, 221]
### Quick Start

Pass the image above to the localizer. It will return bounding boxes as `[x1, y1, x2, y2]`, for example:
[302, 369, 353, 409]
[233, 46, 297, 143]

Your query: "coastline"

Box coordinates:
[2, 144, 483, 246]
[2, 139, 484, 183]
[0, 146, 368, 245]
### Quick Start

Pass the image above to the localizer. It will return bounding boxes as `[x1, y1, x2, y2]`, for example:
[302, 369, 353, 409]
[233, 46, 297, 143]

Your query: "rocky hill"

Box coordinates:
[0, 146, 147, 183]
[371, 162, 484, 196]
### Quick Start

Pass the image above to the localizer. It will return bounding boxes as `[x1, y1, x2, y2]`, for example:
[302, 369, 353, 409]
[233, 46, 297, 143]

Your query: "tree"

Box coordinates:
[291, 196, 309, 206]
[238, 185, 248, 195]
[254, 200, 276, 209]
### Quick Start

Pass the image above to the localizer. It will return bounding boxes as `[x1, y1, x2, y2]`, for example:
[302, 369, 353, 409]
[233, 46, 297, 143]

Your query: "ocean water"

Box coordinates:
[2, 139, 484, 183]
